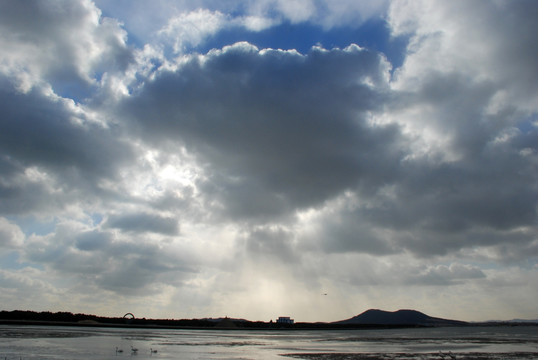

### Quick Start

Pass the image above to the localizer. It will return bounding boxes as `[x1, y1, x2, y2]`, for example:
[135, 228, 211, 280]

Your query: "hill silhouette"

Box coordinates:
[334, 309, 467, 326]
[1, 309, 473, 329]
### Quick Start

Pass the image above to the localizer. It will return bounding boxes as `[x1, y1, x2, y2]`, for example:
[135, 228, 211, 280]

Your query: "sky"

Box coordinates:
[0, 0, 537, 323]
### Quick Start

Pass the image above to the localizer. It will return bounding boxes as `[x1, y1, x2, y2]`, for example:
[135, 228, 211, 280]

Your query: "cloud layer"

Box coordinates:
[0, 0, 537, 322]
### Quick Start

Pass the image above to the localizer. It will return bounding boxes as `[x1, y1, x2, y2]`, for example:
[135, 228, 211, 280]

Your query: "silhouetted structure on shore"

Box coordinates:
[2, 309, 535, 330]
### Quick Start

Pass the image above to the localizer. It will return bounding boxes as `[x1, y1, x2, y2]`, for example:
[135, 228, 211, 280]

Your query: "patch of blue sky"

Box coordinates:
[198, 19, 409, 69]
[0, 251, 42, 270]
[516, 113, 538, 134]
[92, 0, 149, 49]
[50, 80, 97, 105]
[6, 216, 56, 237]
[90, 213, 104, 227]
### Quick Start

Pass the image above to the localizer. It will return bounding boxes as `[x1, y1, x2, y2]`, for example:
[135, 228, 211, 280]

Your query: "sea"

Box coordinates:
[1, 325, 537, 360]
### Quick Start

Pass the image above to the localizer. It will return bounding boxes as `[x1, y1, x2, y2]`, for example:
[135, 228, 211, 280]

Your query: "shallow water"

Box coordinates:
[0, 325, 537, 359]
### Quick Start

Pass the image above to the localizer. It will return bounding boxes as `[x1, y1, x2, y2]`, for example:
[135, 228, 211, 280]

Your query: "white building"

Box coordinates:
[276, 316, 294, 324]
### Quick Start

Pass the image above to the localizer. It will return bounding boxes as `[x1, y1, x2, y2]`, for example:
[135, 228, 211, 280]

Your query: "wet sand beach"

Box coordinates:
[1, 325, 537, 359]
[283, 352, 538, 359]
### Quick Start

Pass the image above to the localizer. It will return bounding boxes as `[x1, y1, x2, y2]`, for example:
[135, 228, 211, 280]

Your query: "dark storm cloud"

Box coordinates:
[360, 146, 537, 234]
[465, 0, 538, 101]
[23, 223, 196, 293]
[119, 43, 406, 220]
[317, 0, 538, 260]
[0, 178, 57, 216]
[75, 230, 112, 251]
[104, 212, 180, 235]
[94, 253, 193, 293]
[113, 36, 538, 262]
[365, 76, 538, 257]
[245, 226, 296, 262]
[409, 264, 486, 286]
[0, 84, 128, 177]
[0, 79, 134, 215]
[311, 208, 397, 255]
[92, 239, 198, 293]
[310, 122, 538, 258]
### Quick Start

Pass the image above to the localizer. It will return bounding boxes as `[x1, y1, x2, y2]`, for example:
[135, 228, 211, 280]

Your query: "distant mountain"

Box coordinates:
[508, 319, 538, 324]
[334, 309, 467, 327]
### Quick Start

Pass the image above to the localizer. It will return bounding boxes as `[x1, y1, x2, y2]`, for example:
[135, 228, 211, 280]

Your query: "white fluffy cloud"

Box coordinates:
[94, 0, 388, 46]
[0, 0, 132, 95]
[159, 9, 277, 53]
[0, 218, 24, 248]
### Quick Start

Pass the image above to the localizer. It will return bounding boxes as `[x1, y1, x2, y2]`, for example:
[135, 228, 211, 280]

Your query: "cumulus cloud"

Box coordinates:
[372, 0, 538, 259]
[94, 0, 389, 48]
[389, 0, 538, 102]
[0, 77, 134, 216]
[0, 267, 60, 308]
[159, 9, 277, 53]
[117, 42, 398, 219]
[0, 0, 133, 95]
[20, 220, 199, 297]
[239, 0, 389, 29]
[104, 212, 179, 235]
[412, 263, 486, 286]
[0, 218, 24, 248]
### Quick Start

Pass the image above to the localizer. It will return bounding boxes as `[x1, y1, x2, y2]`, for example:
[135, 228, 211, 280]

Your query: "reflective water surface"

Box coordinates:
[1, 325, 537, 359]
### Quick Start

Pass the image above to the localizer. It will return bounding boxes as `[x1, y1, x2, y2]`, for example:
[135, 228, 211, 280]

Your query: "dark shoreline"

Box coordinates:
[0, 319, 451, 330]
[1, 319, 537, 331]
[1, 310, 536, 331]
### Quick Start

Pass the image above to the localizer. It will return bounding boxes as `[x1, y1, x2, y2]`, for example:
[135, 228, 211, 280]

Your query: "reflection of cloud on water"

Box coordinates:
[0, 329, 94, 339]
[1, 326, 537, 359]
[319, 336, 538, 345]
[283, 353, 538, 360]
[158, 341, 267, 347]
